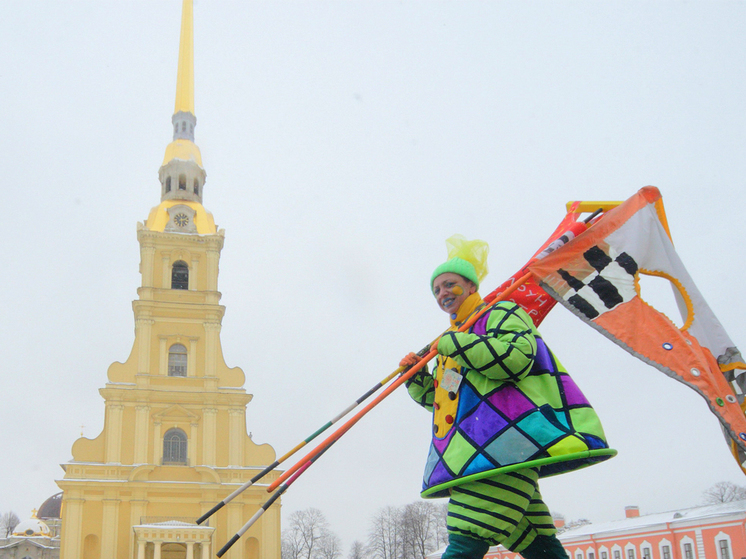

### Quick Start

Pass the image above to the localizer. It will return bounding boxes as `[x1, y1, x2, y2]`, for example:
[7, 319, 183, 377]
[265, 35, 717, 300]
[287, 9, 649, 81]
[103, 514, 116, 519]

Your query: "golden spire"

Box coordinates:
[151, 0, 210, 227]
[174, 0, 194, 116]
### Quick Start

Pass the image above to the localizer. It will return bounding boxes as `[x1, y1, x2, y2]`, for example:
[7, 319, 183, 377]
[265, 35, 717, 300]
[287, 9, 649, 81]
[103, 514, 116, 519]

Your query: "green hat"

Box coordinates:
[431, 257, 479, 289]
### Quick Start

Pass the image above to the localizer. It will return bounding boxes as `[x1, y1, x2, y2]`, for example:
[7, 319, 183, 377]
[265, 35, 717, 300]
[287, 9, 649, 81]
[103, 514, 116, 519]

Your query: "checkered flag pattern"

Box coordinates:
[557, 246, 639, 320]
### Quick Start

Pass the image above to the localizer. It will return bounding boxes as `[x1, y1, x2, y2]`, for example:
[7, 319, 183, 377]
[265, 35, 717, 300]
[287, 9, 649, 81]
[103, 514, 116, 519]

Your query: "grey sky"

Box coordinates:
[2, 0, 746, 554]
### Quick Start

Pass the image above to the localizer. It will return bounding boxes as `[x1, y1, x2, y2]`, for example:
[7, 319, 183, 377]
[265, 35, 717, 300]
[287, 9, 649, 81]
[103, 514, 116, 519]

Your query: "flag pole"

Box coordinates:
[267, 207, 604, 493]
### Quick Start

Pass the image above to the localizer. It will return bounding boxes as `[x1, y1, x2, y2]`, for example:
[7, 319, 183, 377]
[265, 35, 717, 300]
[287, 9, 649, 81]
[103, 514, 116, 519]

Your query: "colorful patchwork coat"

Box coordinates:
[407, 293, 615, 498]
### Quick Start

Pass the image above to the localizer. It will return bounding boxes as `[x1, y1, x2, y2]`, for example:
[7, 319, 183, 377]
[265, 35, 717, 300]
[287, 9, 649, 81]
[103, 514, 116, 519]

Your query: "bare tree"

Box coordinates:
[702, 481, 746, 504]
[367, 506, 403, 559]
[348, 541, 365, 559]
[317, 529, 342, 559]
[283, 530, 304, 559]
[401, 502, 438, 559]
[283, 508, 331, 559]
[430, 503, 449, 551]
[0, 512, 20, 538]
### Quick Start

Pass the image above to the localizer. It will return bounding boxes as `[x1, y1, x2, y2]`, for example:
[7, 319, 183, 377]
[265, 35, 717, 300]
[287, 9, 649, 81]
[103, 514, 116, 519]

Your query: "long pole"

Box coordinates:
[267, 209, 602, 492]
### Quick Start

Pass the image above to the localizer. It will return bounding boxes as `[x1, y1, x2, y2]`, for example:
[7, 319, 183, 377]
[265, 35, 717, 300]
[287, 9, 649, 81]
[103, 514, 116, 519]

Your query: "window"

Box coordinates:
[168, 344, 187, 377]
[194, 179, 199, 196]
[642, 549, 651, 559]
[628, 549, 636, 559]
[163, 428, 187, 464]
[719, 540, 731, 559]
[602, 553, 608, 559]
[179, 174, 186, 190]
[171, 261, 189, 290]
[165, 176, 171, 192]
[589, 553, 595, 559]
[684, 544, 693, 559]
[662, 547, 670, 559]
[577, 552, 583, 559]
[614, 551, 621, 559]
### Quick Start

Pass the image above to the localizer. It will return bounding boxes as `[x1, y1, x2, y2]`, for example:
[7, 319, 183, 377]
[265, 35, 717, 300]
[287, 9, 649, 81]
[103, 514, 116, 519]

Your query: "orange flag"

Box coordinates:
[528, 186, 746, 469]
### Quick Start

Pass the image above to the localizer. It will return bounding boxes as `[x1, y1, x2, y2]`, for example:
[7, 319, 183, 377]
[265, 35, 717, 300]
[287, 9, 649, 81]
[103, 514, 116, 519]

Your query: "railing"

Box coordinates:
[140, 517, 208, 527]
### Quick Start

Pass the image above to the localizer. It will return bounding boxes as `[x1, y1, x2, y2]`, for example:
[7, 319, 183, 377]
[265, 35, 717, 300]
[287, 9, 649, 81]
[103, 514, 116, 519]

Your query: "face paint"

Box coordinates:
[451, 285, 464, 296]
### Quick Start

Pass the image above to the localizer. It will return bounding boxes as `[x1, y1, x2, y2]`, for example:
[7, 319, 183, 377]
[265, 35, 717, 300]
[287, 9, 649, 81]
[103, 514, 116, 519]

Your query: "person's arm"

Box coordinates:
[437, 302, 536, 382]
[401, 353, 434, 411]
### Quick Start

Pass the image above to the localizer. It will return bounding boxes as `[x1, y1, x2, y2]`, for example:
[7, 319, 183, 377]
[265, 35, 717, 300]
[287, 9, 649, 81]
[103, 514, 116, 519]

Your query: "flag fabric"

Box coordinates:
[487, 202, 589, 328]
[528, 186, 746, 464]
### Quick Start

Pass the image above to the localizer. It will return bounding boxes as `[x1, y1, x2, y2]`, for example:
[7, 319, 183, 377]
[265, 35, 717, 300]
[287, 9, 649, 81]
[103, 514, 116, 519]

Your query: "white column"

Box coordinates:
[228, 408, 244, 466]
[101, 499, 120, 559]
[159, 337, 168, 375]
[187, 542, 195, 559]
[188, 338, 197, 377]
[105, 403, 124, 463]
[206, 249, 219, 291]
[201, 541, 211, 559]
[136, 318, 154, 374]
[154, 541, 162, 559]
[141, 245, 156, 288]
[202, 408, 217, 465]
[204, 322, 220, 377]
[162, 255, 171, 288]
[190, 257, 199, 290]
[137, 540, 146, 559]
[190, 421, 198, 466]
[134, 405, 150, 463]
[153, 420, 163, 465]
[60, 496, 84, 559]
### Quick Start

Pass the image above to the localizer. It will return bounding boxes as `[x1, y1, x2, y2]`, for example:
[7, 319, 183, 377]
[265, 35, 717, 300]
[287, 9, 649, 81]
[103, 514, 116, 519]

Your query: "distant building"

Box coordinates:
[0, 495, 62, 559]
[427, 502, 746, 559]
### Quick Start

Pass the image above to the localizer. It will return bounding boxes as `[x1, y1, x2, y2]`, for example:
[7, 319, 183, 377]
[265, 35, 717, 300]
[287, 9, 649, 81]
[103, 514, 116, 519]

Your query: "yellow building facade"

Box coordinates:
[56, 2, 281, 558]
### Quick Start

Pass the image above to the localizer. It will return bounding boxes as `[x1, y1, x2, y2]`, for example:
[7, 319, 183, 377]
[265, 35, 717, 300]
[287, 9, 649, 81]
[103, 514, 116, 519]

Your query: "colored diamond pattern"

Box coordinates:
[484, 427, 540, 465]
[459, 401, 508, 447]
[516, 410, 567, 447]
[561, 375, 590, 406]
[488, 385, 534, 420]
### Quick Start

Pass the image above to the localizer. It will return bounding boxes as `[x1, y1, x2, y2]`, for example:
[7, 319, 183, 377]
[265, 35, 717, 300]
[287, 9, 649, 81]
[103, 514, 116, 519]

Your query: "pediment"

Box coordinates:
[153, 404, 199, 421]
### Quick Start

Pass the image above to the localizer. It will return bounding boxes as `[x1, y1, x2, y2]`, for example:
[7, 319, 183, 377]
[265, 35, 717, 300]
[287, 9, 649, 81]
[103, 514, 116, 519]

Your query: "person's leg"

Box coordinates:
[519, 534, 569, 559]
[510, 485, 568, 559]
[445, 470, 539, 552]
[441, 534, 490, 559]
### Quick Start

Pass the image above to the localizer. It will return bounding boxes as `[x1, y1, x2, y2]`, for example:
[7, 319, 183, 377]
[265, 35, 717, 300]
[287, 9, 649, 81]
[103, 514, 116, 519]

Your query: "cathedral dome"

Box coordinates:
[37, 492, 62, 520]
[12, 514, 51, 537]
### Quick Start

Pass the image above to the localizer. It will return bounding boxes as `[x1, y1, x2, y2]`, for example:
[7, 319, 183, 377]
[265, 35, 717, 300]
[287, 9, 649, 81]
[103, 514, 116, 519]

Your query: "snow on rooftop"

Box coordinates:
[558, 500, 746, 540]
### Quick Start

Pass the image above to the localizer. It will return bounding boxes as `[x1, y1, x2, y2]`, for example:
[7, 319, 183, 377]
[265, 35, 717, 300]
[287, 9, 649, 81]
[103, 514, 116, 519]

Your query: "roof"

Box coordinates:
[559, 500, 746, 541]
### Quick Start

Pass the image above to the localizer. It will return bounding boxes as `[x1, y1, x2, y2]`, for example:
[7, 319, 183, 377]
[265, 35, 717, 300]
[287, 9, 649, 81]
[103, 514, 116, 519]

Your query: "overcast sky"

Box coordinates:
[2, 0, 746, 554]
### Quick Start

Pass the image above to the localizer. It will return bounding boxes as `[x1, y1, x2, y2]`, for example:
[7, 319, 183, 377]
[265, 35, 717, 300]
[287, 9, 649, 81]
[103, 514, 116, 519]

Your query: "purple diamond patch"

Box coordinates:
[459, 402, 508, 446]
[488, 384, 534, 420]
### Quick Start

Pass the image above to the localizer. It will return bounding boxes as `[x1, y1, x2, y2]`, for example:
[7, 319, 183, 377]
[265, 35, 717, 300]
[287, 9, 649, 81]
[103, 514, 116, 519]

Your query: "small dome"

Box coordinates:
[38, 492, 62, 520]
[12, 516, 50, 537]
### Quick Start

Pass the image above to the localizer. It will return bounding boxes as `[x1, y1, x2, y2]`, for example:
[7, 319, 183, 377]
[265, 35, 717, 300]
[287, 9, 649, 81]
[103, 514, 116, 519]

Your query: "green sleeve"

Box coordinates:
[406, 364, 434, 411]
[437, 302, 537, 382]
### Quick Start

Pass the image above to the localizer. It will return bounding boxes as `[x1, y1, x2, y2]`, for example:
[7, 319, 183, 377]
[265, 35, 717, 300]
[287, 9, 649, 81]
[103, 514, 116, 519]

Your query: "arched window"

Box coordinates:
[165, 176, 171, 193]
[171, 261, 189, 290]
[179, 174, 186, 190]
[168, 344, 187, 377]
[193, 179, 199, 196]
[163, 428, 187, 464]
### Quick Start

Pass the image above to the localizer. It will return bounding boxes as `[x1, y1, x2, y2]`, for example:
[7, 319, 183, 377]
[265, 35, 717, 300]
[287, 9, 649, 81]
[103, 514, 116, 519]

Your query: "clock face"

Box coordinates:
[174, 213, 189, 227]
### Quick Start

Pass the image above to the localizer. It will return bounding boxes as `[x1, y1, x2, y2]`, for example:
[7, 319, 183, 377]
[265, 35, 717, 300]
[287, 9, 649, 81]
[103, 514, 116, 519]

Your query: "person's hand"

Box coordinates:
[399, 352, 419, 369]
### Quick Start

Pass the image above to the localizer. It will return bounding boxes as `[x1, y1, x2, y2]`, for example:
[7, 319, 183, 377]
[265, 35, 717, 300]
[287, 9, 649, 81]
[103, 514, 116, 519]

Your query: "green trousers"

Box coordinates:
[442, 469, 564, 558]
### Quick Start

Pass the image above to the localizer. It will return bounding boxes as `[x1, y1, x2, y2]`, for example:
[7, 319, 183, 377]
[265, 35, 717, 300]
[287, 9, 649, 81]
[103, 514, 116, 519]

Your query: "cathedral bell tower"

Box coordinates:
[56, 2, 281, 558]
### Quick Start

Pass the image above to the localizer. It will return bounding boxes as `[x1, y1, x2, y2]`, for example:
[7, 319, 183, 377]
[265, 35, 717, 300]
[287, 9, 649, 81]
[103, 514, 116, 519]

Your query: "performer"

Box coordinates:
[401, 236, 614, 559]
